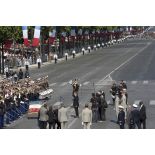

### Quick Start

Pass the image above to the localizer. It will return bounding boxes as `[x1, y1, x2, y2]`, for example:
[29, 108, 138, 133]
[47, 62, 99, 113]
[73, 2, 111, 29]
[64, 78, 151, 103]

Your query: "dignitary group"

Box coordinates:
[37, 80, 147, 129]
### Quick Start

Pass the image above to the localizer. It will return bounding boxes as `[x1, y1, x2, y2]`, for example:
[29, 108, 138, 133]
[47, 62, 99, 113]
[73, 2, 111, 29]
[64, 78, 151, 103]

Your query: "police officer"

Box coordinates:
[82, 48, 85, 55]
[37, 56, 42, 69]
[117, 105, 125, 129]
[65, 52, 68, 61]
[72, 50, 76, 58]
[53, 54, 58, 64]
[88, 46, 91, 53]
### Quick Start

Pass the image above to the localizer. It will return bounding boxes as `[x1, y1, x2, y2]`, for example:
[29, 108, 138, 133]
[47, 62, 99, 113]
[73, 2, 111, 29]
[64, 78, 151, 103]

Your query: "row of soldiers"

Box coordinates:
[0, 75, 49, 128]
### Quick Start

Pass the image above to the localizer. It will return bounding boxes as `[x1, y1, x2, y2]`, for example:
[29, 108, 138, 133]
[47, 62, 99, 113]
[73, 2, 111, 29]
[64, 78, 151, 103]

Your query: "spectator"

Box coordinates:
[18, 69, 23, 80]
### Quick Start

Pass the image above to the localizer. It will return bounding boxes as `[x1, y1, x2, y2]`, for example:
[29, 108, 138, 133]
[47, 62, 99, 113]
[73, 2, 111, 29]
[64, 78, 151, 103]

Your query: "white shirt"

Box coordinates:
[82, 48, 85, 51]
[72, 50, 76, 54]
[65, 53, 68, 56]
[37, 58, 42, 63]
[54, 54, 58, 59]
[88, 46, 91, 50]
[24, 60, 30, 66]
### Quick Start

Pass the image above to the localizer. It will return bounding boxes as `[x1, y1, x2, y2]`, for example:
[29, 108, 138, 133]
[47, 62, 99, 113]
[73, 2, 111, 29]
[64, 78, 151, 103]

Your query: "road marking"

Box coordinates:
[97, 42, 151, 84]
[49, 83, 56, 87]
[149, 100, 155, 105]
[143, 80, 149, 84]
[83, 81, 90, 85]
[60, 82, 68, 86]
[131, 81, 137, 84]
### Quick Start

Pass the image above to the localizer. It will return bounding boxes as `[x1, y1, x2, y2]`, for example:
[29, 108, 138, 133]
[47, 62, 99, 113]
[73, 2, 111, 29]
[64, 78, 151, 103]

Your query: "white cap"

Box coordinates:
[118, 105, 124, 109]
[133, 104, 138, 108]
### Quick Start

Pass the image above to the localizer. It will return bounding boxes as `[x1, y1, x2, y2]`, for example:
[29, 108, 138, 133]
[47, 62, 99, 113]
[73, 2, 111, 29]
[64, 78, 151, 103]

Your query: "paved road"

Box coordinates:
[6, 32, 155, 129]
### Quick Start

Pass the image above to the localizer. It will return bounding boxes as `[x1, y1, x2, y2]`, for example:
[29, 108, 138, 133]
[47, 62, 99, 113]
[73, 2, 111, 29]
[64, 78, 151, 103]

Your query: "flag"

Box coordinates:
[32, 26, 41, 47]
[22, 26, 29, 47]
[49, 27, 56, 44]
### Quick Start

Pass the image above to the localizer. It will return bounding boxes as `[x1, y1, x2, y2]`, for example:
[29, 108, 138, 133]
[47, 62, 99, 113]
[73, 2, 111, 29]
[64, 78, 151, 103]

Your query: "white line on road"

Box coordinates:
[83, 81, 90, 85]
[60, 82, 68, 86]
[143, 80, 149, 84]
[49, 83, 56, 87]
[149, 100, 155, 105]
[97, 42, 151, 84]
[131, 81, 137, 84]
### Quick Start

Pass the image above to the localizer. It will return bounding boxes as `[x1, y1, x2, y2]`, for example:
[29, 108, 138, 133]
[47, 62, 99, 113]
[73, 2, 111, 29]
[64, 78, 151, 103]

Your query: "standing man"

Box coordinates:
[139, 101, 146, 129]
[73, 93, 79, 118]
[0, 101, 5, 129]
[58, 103, 68, 129]
[18, 69, 23, 80]
[38, 103, 48, 129]
[37, 56, 42, 69]
[131, 104, 141, 129]
[117, 105, 125, 129]
[82, 103, 92, 129]
[90, 93, 98, 123]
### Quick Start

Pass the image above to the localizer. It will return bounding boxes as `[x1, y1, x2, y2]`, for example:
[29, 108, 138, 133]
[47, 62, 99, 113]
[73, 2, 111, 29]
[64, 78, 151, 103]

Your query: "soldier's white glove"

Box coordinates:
[82, 122, 84, 125]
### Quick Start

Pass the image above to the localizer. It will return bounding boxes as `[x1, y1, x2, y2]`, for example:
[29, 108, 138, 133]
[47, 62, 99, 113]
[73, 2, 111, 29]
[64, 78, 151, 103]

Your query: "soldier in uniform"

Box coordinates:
[117, 105, 125, 129]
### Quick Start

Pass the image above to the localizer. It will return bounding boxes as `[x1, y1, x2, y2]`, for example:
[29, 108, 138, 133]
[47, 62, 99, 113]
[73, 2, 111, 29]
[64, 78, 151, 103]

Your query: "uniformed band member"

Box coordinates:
[72, 50, 76, 58]
[72, 79, 80, 96]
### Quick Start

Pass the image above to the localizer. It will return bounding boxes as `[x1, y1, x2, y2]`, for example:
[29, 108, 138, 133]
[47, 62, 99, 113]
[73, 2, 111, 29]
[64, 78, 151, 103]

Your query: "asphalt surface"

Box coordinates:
[6, 28, 155, 129]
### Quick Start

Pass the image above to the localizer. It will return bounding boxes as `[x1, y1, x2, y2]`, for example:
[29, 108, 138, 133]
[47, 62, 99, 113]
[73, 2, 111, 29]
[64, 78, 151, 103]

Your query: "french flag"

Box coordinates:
[32, 26, 41, 47]
[22, 26, 29, 47]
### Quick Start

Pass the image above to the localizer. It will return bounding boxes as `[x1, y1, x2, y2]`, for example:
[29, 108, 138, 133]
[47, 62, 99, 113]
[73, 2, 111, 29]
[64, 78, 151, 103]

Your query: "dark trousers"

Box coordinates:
[0, 115, 4, 128]
[120, 124, 125, 129]
[140, 119, 146, 129]
[134, 122, 141, 129]
[53, 120, 61, 129]
[55, 58, 57, 64]
[38, 62, 41, 69]
[48, 122, 53, 129]
[98, 108, 105, 121]
[65, 56, 68, 61]
[25, 65, 29, 70]
[39, 121, 47, 129]
[74, 106, 79, 117]
[92, 109, 98, 123]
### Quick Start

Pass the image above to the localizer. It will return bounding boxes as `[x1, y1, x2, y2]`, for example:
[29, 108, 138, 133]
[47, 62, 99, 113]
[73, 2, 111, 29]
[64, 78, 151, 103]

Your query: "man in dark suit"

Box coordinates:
[117, 105, 125, 129]
[139, 101, 146, 129]
[73, 93, 79, 118]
